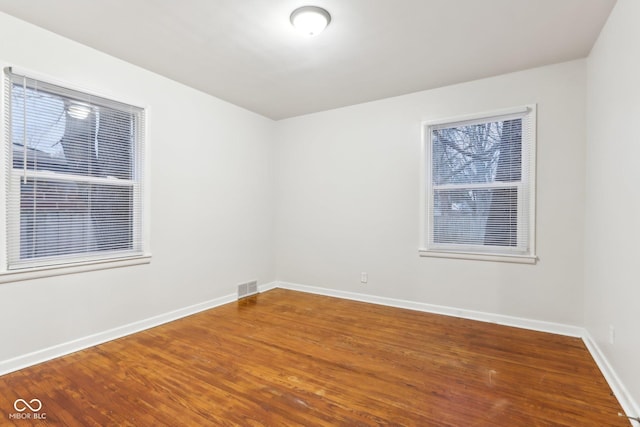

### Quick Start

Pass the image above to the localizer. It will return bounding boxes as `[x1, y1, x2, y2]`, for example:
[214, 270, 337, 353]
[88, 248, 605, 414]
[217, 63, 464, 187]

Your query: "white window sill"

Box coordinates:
[419, 249, 537, 264]
[0, 254, 152, 284]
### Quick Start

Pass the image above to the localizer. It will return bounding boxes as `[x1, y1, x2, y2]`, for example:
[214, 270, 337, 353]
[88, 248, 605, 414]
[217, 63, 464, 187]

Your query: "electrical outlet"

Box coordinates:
[360, 272, 368, 284]
[609, 325, 615, 345]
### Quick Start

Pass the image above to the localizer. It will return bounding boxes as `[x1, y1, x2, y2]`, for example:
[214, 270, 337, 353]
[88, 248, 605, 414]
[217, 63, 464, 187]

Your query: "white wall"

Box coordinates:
[275, 60, 587, 326]
[585, 0, 640, 412]
[0, 12, 276, 363]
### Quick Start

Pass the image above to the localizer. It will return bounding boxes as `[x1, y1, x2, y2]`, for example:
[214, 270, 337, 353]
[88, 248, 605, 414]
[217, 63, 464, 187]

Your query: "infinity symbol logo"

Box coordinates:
[14, 398, 42, 412]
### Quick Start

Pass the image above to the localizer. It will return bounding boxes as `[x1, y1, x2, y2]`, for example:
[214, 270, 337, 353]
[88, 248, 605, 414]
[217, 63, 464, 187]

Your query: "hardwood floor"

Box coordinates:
[0, 289, 627, 426]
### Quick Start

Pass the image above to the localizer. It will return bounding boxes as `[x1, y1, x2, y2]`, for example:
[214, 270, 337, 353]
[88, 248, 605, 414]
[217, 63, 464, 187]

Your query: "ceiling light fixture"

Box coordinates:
[290, 6, 331, 37]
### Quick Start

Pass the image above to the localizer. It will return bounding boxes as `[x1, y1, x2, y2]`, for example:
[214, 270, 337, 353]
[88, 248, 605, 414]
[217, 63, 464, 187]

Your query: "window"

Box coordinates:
[3, 68, 146, 271]
[420, 106, 536, 263]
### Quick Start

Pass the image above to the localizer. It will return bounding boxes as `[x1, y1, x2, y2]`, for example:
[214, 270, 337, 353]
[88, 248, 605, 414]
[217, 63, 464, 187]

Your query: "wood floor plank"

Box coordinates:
[0, 289, 627, 426]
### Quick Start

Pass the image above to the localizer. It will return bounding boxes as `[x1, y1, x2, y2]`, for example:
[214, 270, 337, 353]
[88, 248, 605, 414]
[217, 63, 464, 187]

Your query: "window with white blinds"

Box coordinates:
[3, 68, 146, 270]
[421, 106, 536, 263]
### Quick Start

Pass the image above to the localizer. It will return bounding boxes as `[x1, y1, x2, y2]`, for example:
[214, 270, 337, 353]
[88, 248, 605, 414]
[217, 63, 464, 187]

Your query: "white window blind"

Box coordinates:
[3, 68, 146, 270]
[422, 106, 536, 261]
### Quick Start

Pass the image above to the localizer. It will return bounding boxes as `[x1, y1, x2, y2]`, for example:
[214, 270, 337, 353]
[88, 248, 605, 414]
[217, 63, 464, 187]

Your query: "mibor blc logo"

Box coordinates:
[9, 398, 47, 420]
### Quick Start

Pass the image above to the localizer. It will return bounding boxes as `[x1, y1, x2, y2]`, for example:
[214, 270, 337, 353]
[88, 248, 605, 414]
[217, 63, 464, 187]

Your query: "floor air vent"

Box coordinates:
[238, 280, 259, 299]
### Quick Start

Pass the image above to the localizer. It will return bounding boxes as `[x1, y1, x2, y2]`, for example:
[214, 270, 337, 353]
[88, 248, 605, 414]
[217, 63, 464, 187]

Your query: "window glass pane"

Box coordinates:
[433, 187, 518, 247]
[11, 84, 134, 179]
[432, 118, 522, 185]
[19, 179, 134, 261]
[11, 85, 66, 163]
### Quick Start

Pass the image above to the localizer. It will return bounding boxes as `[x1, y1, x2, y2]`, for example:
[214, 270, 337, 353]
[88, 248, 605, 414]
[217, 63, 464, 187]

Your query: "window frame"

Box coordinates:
[419, 105, 537, 264]
[0, 66, 151, 282]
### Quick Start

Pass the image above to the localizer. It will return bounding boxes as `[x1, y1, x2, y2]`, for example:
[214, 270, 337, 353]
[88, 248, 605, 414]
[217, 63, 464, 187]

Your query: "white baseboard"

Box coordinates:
[274, 281, 584, 336]
[271, 280, 639, 422]
[0, 281, 277, 377]
[258, 281, 279, 293]
[582, 333, 640, 425]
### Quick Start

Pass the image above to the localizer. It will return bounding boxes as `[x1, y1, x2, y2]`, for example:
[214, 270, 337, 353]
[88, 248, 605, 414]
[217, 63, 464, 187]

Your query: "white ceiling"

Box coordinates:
[0, 0, 616, 120]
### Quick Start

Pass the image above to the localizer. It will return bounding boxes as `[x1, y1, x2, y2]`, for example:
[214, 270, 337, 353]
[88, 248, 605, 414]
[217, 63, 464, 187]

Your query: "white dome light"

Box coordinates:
[290, 6, 331, 37]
